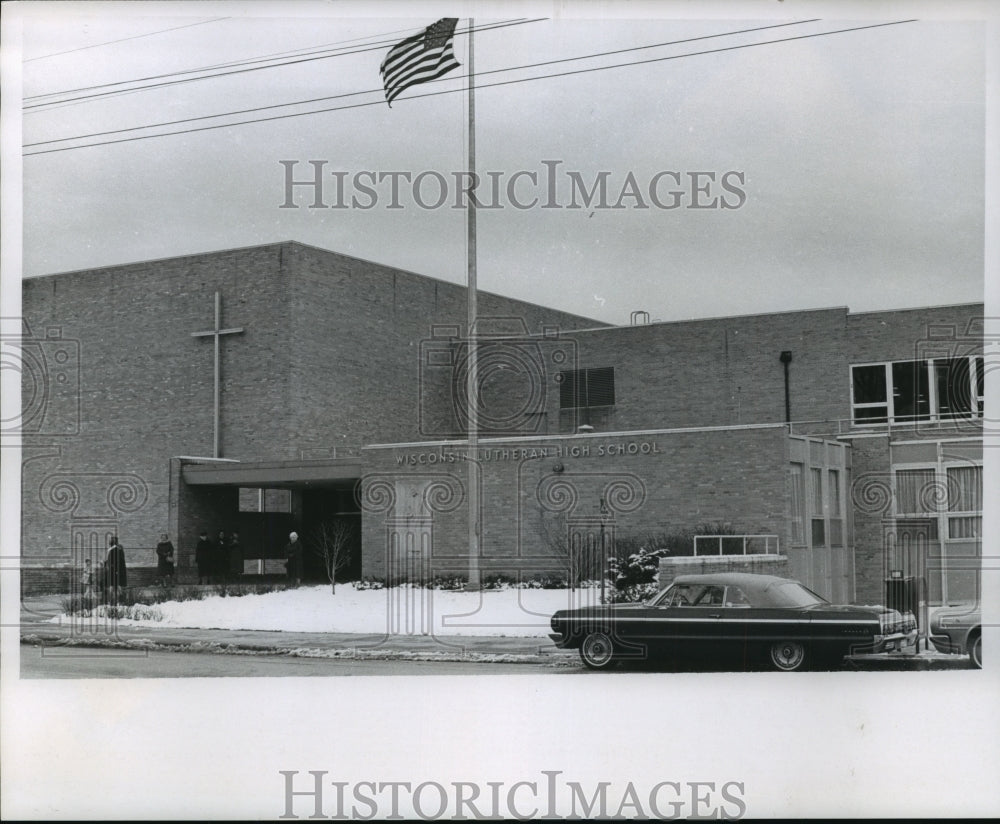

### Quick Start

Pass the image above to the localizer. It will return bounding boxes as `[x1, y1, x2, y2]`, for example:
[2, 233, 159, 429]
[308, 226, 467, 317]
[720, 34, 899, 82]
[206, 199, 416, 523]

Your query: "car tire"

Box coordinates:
[970, 633, 982, 669]
[769, 640, 807, 672]
[580, 631, 617, 670]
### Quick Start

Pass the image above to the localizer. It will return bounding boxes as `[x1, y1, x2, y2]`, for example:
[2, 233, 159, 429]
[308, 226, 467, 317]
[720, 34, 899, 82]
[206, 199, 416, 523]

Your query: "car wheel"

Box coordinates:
[970, 634, 982, 669]
[580, 631, 617, 670]
[769, 641, 807, 672]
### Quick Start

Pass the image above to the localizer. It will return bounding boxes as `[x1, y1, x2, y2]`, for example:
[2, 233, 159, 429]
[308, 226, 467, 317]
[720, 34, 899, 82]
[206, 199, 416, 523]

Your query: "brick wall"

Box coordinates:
[847, 435, 893, 605]
[847, 304, 983, 364]
[548, 307, 851, 433]
[21, 244, 294, 566]
[283, 242, 599, 449]
[360, 426, 792, 580]
[21, 242, 598, 577]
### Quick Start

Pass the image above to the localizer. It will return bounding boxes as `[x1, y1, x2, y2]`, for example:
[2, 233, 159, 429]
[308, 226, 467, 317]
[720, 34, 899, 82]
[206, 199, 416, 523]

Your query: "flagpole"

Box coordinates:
[466, 17, 480, 590]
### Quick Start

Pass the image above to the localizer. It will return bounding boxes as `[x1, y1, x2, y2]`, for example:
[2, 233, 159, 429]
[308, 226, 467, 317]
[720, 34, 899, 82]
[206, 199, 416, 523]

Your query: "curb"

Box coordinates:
[19, 632, 578, 666]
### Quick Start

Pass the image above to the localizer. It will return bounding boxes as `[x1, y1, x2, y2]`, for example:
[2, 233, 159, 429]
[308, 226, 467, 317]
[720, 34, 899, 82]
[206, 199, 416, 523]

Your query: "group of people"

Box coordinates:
[195, 529, 243, 584]
[79, 535, 129, 605]
[77, 529, 302, 597]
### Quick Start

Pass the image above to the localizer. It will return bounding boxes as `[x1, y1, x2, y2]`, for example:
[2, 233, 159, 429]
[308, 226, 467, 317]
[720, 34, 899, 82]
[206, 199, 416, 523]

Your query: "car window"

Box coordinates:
[691, 586, 725, 606]
[658, 584, 725, 606]
[768, 581, 828, 608]
[724, 586, 751, 607]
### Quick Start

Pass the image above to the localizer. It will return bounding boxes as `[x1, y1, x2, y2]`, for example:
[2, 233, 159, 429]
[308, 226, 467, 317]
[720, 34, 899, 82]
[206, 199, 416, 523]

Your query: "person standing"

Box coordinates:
[215, 530, 229, 584]
[155, 533, 175, 586]
[104, 536, 127, 605]
[195, 530, 213, 585]
[285, 531, 303, 587]
[80, 557, 96, 604]
[228, 530, 243, 582]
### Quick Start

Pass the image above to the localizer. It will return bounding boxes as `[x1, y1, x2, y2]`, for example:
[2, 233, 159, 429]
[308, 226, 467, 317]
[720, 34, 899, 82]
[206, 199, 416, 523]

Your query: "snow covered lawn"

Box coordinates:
[55, 585, 606, 637]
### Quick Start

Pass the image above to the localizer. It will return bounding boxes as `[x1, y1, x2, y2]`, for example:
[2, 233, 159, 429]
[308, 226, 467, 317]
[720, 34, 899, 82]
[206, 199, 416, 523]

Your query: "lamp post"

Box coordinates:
[599, 495, 609, 604]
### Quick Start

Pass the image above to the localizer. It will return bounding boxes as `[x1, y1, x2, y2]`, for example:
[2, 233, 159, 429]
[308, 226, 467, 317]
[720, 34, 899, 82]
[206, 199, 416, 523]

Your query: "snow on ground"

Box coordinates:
[54, 585, 607, 636]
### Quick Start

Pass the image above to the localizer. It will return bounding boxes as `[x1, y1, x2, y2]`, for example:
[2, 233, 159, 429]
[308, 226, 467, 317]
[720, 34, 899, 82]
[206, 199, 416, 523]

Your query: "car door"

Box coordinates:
[639, 583, 726, 661]
[712, 584, 759, 666]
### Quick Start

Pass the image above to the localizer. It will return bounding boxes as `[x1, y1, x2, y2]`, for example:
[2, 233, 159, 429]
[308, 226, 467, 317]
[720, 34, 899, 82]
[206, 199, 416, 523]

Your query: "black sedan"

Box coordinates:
[549, 572, 917, 671]
[929, 604, 982, 668]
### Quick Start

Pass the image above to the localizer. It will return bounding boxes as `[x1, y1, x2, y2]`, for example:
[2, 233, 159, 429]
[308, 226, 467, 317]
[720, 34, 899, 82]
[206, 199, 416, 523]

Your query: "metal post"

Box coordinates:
[466, 18, 480, 590]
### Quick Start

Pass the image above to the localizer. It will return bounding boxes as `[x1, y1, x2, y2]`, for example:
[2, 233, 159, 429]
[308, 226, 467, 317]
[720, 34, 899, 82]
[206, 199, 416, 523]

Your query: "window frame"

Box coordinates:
[558, 366, 616, 410]
[892, 461, 983, 545]
[850, 356, 983, 427]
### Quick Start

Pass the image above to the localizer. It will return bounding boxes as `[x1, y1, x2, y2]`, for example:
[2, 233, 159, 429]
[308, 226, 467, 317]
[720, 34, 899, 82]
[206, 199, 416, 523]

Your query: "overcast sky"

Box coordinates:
[13, 1, 987, 325]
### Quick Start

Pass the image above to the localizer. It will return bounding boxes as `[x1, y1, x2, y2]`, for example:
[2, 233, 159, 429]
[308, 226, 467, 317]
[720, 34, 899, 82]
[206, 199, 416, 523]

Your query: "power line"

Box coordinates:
[25, 19, 821, 148]
[23, 19, 918, 158]
[23, 21, 491, 101]
[24, 17, 231, 62]
[24, 19, 540, 110]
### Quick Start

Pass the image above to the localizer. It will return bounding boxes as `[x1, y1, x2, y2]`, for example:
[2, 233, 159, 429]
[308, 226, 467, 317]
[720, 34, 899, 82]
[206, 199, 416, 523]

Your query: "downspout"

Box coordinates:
[780, 351, 793, 424]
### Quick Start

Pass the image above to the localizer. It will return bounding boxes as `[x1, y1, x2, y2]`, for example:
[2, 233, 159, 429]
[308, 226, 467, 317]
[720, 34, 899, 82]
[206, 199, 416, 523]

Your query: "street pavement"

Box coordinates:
[17, 593, 975, 670]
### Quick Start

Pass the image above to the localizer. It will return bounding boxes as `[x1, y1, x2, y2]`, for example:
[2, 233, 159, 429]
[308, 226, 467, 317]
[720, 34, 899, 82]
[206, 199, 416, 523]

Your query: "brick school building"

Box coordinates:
[18, 241, 985, 606]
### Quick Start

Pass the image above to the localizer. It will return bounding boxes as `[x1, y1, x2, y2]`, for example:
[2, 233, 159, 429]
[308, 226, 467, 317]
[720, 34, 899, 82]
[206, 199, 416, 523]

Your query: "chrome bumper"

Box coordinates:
[871, 629, 918, 653]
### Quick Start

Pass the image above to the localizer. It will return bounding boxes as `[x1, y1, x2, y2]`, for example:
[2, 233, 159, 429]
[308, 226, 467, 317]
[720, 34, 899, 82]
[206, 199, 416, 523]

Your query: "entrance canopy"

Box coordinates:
[182, 457, 363, 488]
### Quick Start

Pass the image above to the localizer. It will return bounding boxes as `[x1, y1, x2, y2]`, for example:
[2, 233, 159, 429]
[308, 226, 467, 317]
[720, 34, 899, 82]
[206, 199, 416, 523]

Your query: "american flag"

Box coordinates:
[380, 18, 461, 106]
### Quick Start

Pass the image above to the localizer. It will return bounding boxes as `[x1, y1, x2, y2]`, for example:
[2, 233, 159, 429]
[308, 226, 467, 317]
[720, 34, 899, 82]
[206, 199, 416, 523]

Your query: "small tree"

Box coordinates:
[307, 519, 355, 594]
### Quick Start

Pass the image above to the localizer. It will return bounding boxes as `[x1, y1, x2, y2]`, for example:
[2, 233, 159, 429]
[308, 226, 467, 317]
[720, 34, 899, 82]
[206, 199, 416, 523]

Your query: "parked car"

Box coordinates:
[929, 604, 982, 668]
[550, 572, 918, 671]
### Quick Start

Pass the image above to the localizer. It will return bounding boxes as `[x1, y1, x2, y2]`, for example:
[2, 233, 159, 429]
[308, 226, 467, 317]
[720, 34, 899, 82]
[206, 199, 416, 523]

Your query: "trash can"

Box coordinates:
[884, 575, 927, 635]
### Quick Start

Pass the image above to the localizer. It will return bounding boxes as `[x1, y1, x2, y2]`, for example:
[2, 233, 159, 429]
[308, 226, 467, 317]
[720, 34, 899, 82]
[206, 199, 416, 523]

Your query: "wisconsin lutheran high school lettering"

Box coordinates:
[395, 441, 663, 465]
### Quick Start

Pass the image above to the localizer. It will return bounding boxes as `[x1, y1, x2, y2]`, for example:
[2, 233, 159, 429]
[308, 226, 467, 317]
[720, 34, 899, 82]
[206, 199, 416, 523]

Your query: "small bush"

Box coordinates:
[352, 576, 386, 591]
[98, 603, 164, 621]
[428, 575, 467, 591]
[605, 582, 660, 604]
[213, 582, 288, 598]
[606, 522, 746, 602]
[61, 594, 100, 614]
[530, 574, 570, 589]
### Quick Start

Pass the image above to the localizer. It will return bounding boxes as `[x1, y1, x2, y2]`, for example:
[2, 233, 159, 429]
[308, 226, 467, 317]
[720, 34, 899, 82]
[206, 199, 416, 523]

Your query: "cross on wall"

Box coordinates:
[191, 291, 244, 458]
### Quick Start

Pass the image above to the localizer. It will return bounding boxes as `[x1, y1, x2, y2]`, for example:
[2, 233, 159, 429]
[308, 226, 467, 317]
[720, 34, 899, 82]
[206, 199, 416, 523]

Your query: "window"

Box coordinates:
[893, 464, 981, 543]
[828, 469, 843, 547]
[724, 586, 751, 607]
[790, 463, 805, 544]
[658, 583, 723, 607]
[947, 466, 982, 539]
[975, 357, 985, 416]
[895, 468, 935, 516]
[892, 361, 930, 421]
[810, 468, 825, 547]
[852, 364, 888, 422]
[851, 356, 983, 425]
[559, 367, 615, 409]
[238, 488, 292, 513]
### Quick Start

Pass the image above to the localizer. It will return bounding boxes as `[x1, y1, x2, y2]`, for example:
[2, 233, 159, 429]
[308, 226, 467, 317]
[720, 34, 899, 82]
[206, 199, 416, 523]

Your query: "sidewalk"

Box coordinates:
[18, 594, 973, 669]
[18, 594, 576, 665]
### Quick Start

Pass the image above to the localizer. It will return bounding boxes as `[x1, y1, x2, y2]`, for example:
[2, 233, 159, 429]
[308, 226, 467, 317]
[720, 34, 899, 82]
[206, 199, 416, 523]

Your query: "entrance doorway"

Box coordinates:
[300, 485, 362, 583]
